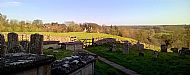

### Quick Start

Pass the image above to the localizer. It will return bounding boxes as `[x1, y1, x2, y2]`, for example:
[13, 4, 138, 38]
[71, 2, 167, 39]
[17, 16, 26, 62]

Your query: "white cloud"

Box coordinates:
[0, 1, 21, 7]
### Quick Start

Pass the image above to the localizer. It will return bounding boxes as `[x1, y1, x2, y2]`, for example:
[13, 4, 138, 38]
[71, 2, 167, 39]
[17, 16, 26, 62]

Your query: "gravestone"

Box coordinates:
[139, 44, 144, 52]
[0, 34, 6, 55]
[136, 41, 144, 52]
[110, 43, 116, 52]
[179, 47, 190, 55]
[20, 41, 29, 52]
[179, 48, 186, 56]
[29, 33, 43, 54]
[92, 38, 95, 46]
[171, 48, 178, 53]
[0, 34, 5, 45]
[161, 45, 167, 52]
[152, 51, 159, 60]
[7, 32, 19, 53]
[123, 41, 129, 54]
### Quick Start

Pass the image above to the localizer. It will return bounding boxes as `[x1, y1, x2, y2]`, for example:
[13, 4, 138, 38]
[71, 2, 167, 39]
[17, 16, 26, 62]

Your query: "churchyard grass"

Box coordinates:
[85, 44, 190, 75]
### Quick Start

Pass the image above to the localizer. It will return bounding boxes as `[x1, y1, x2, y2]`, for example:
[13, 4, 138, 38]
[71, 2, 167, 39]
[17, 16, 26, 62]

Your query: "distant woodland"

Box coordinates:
[0, 13, 190, 48]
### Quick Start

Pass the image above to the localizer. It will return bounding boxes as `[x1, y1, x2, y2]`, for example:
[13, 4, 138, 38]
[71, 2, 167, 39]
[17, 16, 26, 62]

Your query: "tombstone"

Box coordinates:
[92, 38, 95, 46]
[179, 47, 190, 55]
[0, 34, 5, 46]
[136, 41, 144, 52]
[171, 48, 178, 53]
[7, 32, 19, 53]
[0, 34, 6, 56]
[110, 43, 116, 52]
[29, 33, 43, 55]
[161, 45, 167, 52]
[20, 41, 29, 52]
[139, 44, 144, 52]
[123, 41, 129, 54]
[179, 49, 186, 56]
[152, 51, 159, 60]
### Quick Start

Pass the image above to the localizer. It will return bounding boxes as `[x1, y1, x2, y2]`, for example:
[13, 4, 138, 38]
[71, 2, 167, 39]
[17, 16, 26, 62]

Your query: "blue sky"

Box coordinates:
[0, 0, 190, 25]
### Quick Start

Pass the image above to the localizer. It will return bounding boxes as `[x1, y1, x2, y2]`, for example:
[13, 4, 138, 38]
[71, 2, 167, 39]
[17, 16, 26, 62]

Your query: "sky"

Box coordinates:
[0, 0, 190, 25]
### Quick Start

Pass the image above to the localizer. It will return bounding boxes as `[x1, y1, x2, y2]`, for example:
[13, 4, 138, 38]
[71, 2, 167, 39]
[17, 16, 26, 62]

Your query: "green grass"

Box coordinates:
[95, 60, 126, 75]
[86, 44, 190, 75]
[1, 32, 159, 50]
[43, 49, 73, 59]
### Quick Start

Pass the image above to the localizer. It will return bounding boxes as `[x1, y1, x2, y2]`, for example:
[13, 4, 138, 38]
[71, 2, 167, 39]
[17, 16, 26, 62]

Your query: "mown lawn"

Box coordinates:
[85, 44, 190, 75]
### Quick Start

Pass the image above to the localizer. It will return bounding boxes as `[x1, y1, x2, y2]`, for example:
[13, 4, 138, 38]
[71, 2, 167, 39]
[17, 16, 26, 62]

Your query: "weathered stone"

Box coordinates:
[171, 48, 178, 53]
[7, 32, 19, 53]
[20, 41, 29, 52]
[123, 41, 129, 54]
[92, 38, 95, 46]
[0, 34, 6, 55]
[29, 33, 43, 54]
[153, 51, 159, 60]
[139, 44, 144, 52]
[179, 47, 190, 55]
[161, 45, 167, 52]
[110, 43, 116, 52]
[0, 34, 5, 45]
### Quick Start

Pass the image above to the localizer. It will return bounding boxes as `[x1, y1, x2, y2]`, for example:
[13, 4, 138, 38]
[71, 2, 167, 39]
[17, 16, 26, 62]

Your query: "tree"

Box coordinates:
[183, 25, 190, 48]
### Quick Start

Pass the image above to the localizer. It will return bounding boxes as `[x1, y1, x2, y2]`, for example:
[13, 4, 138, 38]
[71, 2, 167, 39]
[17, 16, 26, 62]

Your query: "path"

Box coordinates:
[84, 50, 141, 75]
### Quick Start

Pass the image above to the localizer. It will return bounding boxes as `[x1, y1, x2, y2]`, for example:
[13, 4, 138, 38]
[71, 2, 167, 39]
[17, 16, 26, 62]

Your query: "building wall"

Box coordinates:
[43, 44, 61, 49]
[11, 65, 51, 75]
[66, 45, 75, 51]
[65, 44, 83, 51]
[75, 44, 83, 50]
[69, 62, 94, 75]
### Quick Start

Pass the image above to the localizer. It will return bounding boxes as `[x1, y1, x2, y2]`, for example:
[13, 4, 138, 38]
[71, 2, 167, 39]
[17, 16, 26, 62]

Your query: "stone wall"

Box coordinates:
[11, 64, 51, 75]
[69, 62, 94, 75]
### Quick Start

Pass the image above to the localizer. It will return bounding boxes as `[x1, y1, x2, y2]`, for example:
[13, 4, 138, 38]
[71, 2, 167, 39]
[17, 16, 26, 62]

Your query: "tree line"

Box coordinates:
[1, 13, 190, 48]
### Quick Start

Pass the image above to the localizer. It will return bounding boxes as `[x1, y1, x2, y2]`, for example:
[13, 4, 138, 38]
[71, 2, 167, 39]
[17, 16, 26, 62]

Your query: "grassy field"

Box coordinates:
[2, 32, 159, 50]
[95, 60, 126, 75]
[85, 44, 190, 75]
[43, 49, 125, 75]
[43, 49, 73, 60]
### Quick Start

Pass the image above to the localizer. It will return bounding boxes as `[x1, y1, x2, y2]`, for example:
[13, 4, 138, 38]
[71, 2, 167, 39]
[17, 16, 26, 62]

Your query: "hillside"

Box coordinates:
[1, 32, 159, 51]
